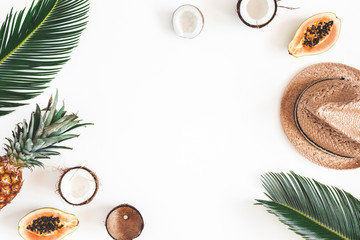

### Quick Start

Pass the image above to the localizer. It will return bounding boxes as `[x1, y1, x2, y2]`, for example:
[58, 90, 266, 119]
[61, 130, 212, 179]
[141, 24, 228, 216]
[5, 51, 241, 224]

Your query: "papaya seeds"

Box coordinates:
[288, 12, 341, 57]
[18, 208, 78, 240]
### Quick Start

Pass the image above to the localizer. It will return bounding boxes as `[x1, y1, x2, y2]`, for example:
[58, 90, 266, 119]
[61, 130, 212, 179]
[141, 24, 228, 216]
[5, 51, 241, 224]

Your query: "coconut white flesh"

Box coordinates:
[59, 168, 97, 205]
[173, 5, 204, 39]
[240, 0, 276, 26]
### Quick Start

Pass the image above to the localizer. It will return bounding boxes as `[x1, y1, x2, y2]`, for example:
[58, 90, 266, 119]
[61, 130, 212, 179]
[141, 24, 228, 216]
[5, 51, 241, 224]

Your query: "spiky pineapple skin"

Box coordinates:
[0, 92, 90, 210]
[0, 156, 23, 210]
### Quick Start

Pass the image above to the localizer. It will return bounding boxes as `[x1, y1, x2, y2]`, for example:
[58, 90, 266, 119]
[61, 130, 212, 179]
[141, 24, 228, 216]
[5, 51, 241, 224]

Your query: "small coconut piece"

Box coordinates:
[236, 0, 277, 28]
[172, 4, 204, 39]
[57, 166, 99, 206]
[105, 204, 144, 240]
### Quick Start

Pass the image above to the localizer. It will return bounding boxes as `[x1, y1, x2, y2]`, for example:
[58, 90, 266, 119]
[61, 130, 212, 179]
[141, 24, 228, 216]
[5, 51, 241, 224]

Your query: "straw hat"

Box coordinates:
[280, 63, 360, 169]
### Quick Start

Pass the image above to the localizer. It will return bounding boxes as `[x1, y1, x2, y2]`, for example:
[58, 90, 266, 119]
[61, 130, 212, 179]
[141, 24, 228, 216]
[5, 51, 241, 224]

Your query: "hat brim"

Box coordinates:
[280, 63, 360, 169]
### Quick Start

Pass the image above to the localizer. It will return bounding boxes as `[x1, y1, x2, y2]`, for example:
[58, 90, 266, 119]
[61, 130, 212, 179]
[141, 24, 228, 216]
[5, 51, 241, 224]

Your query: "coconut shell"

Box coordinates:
[105, 204, 144, 240]
[57, 166, 99, 206]
[236, 0, 277, 28]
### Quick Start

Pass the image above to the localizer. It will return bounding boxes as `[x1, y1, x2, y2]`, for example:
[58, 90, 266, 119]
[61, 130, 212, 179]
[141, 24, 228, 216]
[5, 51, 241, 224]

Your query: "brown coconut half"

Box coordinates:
[236, 0, 277, 28]
[57, 166, 99, 206]
[105, 204, 144, 240]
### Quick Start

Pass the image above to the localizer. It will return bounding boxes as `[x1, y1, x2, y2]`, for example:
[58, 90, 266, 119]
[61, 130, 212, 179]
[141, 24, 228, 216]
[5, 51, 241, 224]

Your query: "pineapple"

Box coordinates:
[0, 92, 90, 210]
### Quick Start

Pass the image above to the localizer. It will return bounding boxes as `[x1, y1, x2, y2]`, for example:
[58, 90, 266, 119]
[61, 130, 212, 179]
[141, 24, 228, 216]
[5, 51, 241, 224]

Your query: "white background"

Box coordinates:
[1, 0, 360, 239]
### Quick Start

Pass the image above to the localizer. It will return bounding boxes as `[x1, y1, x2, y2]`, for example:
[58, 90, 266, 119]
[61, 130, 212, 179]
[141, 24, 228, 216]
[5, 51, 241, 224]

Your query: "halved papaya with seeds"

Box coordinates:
[288, 12, 341, 57]
[18, 208, 78, 240]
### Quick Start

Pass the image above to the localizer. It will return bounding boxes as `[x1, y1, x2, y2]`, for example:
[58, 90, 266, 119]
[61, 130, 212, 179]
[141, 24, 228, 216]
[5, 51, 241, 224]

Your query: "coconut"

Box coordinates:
[172, 4, 204, 39]
[236, 0, 277, 28]
[57, 166, 99, 206]
[105, 204, 144, 240]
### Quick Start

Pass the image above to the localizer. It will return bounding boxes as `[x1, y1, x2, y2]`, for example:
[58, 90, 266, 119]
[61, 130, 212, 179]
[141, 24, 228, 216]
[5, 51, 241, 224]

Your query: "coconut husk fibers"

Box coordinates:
[281, 63, 360, 169]
[105, 204, 144, 240]
[57, 166, 99, 206]
[236, 0, 277, 28]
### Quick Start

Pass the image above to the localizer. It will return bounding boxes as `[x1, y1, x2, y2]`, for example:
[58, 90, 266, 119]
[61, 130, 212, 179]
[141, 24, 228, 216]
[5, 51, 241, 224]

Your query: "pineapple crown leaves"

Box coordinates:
[5, 91, 92, 168]
[0, 0, 89, 116]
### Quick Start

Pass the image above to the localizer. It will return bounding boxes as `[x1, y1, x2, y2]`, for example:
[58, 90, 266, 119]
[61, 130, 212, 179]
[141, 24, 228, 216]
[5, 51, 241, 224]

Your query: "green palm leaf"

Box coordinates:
[0, 0, 89, 116]
[256, 171, 360, 240]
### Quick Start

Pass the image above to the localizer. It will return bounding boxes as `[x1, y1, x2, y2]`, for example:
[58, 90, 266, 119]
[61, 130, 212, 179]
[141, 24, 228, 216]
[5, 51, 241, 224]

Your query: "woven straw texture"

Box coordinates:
[281, 63, 360, 169]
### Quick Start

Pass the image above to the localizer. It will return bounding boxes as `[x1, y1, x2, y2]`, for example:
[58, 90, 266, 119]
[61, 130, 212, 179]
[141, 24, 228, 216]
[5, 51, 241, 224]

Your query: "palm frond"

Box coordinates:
[256, 171, 360, 240]
[0, 0, 89, 116]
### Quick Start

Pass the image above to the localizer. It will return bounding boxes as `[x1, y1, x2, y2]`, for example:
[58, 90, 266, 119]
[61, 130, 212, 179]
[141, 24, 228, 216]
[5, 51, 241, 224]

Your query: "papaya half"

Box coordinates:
[288, 12, 341, 57]
[18, 208, 79, 240]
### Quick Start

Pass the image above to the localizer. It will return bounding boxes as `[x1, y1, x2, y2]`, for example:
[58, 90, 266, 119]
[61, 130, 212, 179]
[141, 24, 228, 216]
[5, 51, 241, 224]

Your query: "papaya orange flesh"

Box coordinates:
[18, 208, 79, 240]
[288, 12, 341, 57]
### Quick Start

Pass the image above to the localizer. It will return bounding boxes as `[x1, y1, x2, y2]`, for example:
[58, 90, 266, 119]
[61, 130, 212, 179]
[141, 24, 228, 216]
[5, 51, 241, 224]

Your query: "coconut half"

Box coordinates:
[57, 166, 99, 206]
[236, 0, 277, 28]
[105, 204, 144, 240]
[172, 4, 204, 39]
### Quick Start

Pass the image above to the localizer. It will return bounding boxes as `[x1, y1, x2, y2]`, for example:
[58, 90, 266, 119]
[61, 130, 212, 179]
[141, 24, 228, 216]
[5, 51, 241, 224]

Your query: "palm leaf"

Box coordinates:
[0, 0, 89, 116]
[256, 171, 360, 240]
